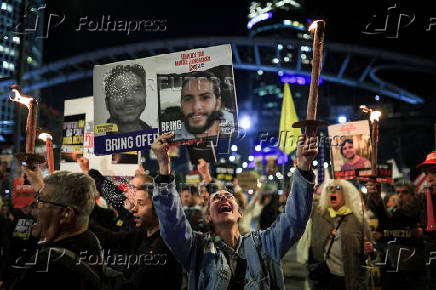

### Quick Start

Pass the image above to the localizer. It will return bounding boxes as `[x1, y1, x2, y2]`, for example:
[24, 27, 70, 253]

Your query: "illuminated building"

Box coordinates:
[0, 0, 43, 137]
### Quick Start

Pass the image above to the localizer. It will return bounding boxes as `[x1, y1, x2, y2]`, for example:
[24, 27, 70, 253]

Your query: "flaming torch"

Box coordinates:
[38, 133, 54, 174]
[9, 85, 45, 168]
[293, 20, 329, 136]
[360, 105, 381, 177]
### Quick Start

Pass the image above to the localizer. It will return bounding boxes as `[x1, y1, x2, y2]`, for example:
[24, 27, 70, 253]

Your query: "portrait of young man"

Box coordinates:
[103, 64, 151, 134]
[160, 70, 236, 141]
[340, 138, 371, 171]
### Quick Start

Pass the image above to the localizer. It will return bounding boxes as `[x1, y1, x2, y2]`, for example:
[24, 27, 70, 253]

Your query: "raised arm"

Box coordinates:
[260, 135, 317, 262]
[245, 178, 265, 213]
[151, 133, 197, 270]
[78, 157, 127, 209]
[366, 178, 390, 229]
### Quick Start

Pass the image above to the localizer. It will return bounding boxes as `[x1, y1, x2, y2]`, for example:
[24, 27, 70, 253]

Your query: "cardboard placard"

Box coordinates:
[13, 178, 35, 208]
[236, 171, 259, 191]
[328, 120, 372, 179]
[93, 44, 237, 154]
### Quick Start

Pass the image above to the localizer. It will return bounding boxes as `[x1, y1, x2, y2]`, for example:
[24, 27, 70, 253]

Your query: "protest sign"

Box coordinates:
[328, 120, 372, 179]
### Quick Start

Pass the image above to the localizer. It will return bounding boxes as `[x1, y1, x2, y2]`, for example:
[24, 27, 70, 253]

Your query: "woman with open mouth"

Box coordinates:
[151, 133, 318, 290]
[308, 179, 374, 290]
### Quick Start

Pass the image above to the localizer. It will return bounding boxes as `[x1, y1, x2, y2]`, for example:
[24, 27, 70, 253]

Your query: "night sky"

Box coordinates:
[43, 0, 435, 61]
[41, 0, 436, 106]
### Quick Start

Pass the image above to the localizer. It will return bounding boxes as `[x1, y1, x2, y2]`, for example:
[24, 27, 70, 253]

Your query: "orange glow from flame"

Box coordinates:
[370, 111, 381, 122]
[9, 89, 33, 108]
[38, 133, 53, 142]
[308, 20, 320, 32]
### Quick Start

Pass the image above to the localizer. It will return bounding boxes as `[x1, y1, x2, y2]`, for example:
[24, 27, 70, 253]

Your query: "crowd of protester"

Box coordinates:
[0, 134, 435, 290]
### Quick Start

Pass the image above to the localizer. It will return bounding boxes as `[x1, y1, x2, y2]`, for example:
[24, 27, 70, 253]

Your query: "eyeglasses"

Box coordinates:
[211, 192, 235, 202]
[327, 185, 342, 192]
[31, 190, 78, 213]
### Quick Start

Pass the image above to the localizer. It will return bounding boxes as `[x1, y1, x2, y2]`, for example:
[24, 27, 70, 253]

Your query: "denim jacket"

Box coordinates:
[152, 168, 314, 290]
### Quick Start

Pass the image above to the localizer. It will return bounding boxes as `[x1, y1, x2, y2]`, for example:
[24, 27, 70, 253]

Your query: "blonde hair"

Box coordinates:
[318, 179, 363, 224]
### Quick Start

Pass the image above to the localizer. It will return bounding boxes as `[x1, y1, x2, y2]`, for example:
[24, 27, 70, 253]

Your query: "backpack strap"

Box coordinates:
[325, 214, 347, 260]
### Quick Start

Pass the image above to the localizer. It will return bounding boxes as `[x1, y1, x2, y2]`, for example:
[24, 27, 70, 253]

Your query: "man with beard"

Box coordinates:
[340, 139, 370, 171]
[174, 71, 234, 140]
[367, 178, 426, 290]
[104, 64, 151, 134]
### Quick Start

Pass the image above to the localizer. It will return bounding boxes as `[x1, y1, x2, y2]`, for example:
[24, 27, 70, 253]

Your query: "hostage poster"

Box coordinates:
[93, 44, 238, 155]
[61, 96, 140, 176]
[328, 120, 372, 179]
[93, 56, 159, 155]
[157, 44, 238, 143]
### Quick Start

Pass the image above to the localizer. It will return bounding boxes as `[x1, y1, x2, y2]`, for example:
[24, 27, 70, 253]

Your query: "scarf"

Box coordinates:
[328, 206, 352, 218]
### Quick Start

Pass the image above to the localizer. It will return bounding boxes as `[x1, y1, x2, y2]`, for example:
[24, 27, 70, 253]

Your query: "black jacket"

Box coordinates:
[90, 223, 183, 290]
[11, 230, 102, 290]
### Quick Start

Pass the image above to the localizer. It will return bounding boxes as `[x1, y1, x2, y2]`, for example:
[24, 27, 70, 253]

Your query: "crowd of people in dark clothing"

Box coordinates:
[0, 134, 435, 290]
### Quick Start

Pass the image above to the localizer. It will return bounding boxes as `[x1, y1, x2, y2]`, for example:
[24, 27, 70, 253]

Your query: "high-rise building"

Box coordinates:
[245, 0, 313, 116]
[247, 0, 309, 39]
[0, 0, 44, 137]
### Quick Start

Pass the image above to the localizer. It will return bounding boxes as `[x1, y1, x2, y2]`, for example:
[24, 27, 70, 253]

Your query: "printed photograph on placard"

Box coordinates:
[93, 57, 159, 155]
[157, 45, 238, 142]
[328, 120, 372, 179]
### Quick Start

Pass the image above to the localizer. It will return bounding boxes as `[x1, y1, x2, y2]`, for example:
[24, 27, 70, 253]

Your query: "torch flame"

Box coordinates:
[38, 133, 53, 141]
[360, 105, 371, 113]
[9, 89, 33, 108]
[308, 20, 320, 32]
[370, 111, 381, 122]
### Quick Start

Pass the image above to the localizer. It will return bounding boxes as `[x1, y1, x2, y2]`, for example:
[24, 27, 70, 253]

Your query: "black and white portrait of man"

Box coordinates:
[102, 64, 151, 133]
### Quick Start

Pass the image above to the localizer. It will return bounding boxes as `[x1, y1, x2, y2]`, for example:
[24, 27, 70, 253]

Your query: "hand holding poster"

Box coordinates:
[328, 120, 372, 179]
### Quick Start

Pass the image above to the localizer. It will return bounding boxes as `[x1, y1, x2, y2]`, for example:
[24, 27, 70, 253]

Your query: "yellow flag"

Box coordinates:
[279, 83, 301, 155]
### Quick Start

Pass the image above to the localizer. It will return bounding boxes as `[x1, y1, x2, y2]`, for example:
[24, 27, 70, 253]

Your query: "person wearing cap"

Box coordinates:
[416, 151, 436, 290]
[365, 152, 436, 290]
[417, 151, 436, 196]
[151, 132, 318, 290]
